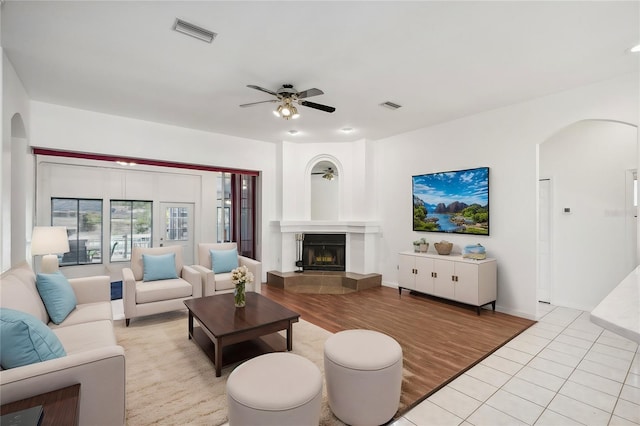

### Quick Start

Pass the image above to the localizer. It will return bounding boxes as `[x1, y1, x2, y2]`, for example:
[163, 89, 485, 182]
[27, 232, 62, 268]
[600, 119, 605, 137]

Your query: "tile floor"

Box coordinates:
[111, 300, 639, 425]
[391, 303, 640, 426]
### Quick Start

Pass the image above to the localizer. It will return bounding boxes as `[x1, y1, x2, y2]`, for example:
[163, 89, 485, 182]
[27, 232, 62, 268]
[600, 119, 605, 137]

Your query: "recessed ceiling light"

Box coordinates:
[288, 130, 299, 135]
[340, 127, 353, 134]
[173, 18, 217, 43]
[630, 43, 640, 53]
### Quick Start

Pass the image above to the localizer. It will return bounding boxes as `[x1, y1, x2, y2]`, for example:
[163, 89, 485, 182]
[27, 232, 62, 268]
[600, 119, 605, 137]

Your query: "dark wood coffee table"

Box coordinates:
[184, 292, 300, 377]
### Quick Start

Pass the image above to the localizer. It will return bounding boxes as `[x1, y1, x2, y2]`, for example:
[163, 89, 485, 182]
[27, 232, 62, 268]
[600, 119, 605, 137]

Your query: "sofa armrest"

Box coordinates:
[239, 256, 262, 294]
[181, 265, 202, 298]
[0, 346, 126, 426]
[68, 275, 110, 304]
[122, 268, 137, 319]
[191, 264, 213, 297]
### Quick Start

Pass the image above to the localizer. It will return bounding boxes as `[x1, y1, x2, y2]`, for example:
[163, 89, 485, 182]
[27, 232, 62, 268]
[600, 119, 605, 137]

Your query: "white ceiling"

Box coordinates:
[2, 1, 638, 144]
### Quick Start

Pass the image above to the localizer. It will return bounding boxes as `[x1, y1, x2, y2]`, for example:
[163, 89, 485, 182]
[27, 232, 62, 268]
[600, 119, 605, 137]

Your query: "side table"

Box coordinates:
[1, 384, 80, 426]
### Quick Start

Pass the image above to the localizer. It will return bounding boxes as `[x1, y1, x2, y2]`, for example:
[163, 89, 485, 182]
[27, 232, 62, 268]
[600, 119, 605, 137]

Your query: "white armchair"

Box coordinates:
[192, 243, 262, 296]
[122, 245, 201, 326]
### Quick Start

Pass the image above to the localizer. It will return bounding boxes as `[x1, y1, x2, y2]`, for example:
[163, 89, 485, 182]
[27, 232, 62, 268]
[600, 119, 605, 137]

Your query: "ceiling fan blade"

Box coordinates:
[247, 84, 278, 97]
[299, 100, 336, 113]
[297, 88, 324, 99]
[239, 99, 278, 108]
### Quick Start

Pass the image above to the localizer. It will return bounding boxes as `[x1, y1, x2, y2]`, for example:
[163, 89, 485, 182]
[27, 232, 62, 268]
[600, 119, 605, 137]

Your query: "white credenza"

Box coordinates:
[398, 251, 497, 314]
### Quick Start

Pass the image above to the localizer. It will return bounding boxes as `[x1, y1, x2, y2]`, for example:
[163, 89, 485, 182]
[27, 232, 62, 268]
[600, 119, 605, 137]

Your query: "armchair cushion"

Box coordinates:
[135, 278, 193, 304]
[0, 308, 66, 369]
[142, 253, 178, 282]
[36, 272, 77, 325]
[210, 248, 239, 274]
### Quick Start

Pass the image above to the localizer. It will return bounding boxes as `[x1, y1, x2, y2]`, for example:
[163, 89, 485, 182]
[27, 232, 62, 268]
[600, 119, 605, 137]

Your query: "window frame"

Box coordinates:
[51, 197, 103, 266]
[109, 200, 153, 262]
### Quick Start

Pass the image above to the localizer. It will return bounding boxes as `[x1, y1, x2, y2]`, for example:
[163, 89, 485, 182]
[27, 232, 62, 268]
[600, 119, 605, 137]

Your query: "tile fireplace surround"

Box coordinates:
[277, 221, 381, 275]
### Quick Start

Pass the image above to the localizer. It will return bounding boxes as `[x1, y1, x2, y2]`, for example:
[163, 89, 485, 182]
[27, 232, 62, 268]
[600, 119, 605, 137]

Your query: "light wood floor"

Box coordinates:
[261, 283, 536, 415]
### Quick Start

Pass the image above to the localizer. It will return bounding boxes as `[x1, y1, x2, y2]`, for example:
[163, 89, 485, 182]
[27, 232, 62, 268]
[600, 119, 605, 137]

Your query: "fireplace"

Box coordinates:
[302, 234, 346, 271]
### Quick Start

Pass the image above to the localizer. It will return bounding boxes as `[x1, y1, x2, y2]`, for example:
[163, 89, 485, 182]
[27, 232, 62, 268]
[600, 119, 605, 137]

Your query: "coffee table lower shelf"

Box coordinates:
[190, 325, 289, 376]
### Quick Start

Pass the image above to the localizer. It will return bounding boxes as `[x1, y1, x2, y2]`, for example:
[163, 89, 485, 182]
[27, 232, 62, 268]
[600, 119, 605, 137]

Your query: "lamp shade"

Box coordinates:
[31, 226, 70, 256]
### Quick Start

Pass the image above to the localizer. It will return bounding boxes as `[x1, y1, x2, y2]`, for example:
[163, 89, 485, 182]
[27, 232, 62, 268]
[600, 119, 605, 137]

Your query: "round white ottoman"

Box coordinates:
[226, 352, 323, 426]
[324, 329, 403, 426]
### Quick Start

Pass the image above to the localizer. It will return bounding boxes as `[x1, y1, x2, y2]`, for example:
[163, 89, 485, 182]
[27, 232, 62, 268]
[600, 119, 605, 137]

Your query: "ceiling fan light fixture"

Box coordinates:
[321, 167, 336, 180]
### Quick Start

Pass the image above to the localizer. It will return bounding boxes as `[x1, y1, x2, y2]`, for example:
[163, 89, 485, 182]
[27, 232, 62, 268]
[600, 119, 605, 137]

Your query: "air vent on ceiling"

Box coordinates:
[173, 18, 217, 43]
[380, 101, 402, 110]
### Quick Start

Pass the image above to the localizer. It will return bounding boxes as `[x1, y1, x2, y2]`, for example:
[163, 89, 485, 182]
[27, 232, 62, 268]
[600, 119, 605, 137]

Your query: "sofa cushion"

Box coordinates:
[48, 302, 113, 329]
[52, 319, 117, 354]
[36, 272, 77, 325]
[136, 278, 193, 304]
[210, 248, 238, 274]
[0, 267, 49, 324]
[0, 308, 66, 369]
[142, 253, 178, 282]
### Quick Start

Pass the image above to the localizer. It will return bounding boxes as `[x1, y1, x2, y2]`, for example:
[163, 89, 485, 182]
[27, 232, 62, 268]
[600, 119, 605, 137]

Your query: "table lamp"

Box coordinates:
[31, 226, 70, 273]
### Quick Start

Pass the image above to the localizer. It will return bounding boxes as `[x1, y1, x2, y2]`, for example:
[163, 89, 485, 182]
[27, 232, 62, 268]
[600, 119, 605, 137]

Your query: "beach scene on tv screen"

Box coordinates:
[413, 167, 489, 235]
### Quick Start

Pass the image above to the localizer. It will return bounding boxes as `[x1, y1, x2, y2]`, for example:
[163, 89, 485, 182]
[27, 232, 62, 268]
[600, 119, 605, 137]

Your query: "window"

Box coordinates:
[110, 200, 152, 262]
[165, 206, 189, 240]
[238, 174, 256, 258]
[52, 198, 103, 266]
[217, 173, 232, 242]
[216, 172, 256, 258]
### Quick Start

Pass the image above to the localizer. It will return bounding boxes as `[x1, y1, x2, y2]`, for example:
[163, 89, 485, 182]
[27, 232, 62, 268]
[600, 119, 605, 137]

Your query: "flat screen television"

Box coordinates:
[412, 167, 489, 235]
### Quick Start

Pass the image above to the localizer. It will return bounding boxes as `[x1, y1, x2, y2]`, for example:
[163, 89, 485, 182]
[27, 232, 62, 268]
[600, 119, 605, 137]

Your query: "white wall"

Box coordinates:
[540, 120, 637, 311]
[374, 72, 639, 319]
[27, 102, 278, 281]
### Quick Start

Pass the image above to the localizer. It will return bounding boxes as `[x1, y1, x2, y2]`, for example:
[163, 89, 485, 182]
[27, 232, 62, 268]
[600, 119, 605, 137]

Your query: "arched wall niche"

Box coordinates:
[305, 155, 342, 220]
[10, 113, 29, 266]
[11, 113, 27, 138]
[537, 118, 638, 312]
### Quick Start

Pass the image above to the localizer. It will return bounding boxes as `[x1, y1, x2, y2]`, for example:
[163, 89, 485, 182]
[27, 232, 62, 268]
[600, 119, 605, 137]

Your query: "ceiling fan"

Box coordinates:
[240, 84, 336, 120]
[312, 167, 337, 180]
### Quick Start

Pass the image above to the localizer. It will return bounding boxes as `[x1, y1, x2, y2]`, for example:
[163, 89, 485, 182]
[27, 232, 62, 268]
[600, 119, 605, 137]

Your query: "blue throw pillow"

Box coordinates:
[36, 272, 77, 325]
[210, 248, 238, 274]
[0, 308, 66, 369]
[142, 252, 178, 281]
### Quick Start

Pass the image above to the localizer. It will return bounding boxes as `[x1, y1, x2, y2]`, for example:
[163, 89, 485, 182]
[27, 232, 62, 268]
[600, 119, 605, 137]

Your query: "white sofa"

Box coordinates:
[0, 262, 125, 426]
[192, 242, 262, 296]
[122, 245, 201, 326]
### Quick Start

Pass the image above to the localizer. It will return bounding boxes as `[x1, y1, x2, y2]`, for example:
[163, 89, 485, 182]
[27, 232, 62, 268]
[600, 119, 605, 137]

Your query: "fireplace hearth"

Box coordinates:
[302, 233, 346, 271]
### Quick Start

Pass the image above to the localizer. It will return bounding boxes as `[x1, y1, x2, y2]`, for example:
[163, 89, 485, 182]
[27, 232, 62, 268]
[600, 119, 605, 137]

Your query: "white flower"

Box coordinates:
[231, 265, 254, 285]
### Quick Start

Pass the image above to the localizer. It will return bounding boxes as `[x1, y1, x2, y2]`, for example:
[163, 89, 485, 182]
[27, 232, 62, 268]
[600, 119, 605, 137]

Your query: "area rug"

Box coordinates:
[114, 311, 346, 425]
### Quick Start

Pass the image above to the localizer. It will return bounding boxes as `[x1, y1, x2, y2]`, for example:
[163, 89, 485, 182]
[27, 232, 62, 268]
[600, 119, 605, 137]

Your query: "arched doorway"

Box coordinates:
[538, 119, 637, 312]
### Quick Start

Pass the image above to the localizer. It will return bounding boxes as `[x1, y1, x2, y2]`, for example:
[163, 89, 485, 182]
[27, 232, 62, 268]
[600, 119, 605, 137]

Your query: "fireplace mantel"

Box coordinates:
[278, 220, 381, 234]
